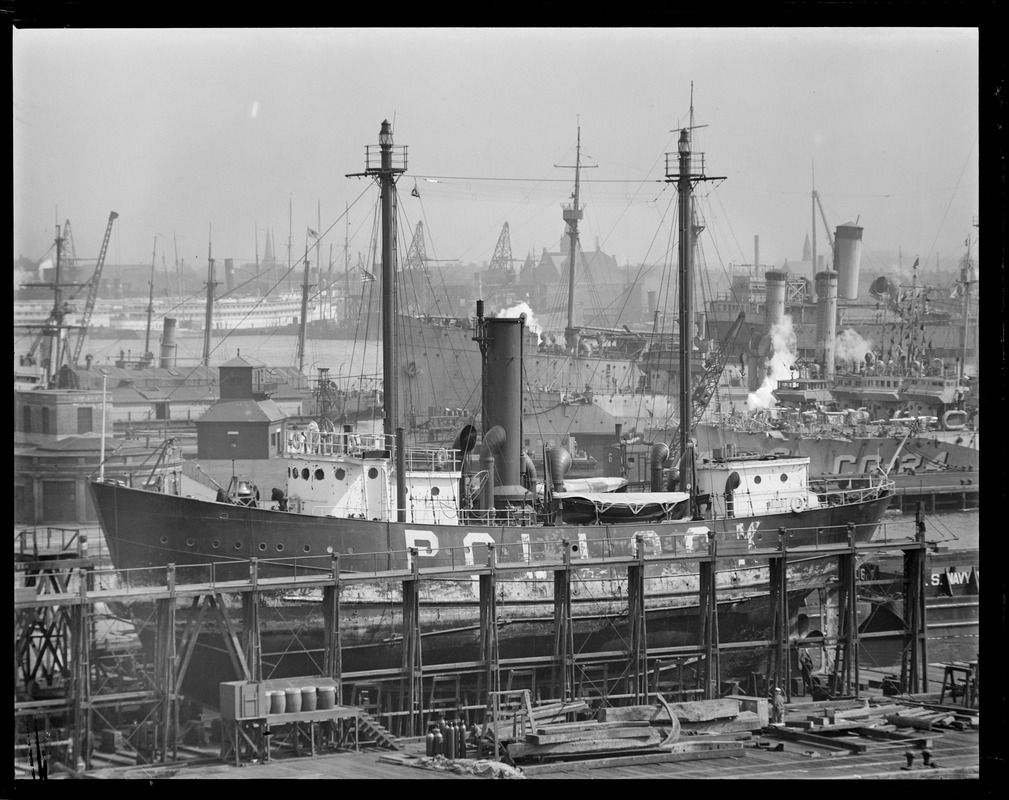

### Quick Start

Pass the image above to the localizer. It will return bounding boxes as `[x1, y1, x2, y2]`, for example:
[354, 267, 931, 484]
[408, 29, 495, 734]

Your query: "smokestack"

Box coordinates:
[481, 313, 525, 494]
[834, 223, 863, 300]
[815, 271, 838, 379]
[224, 258, 235, 293]
[159, 318, 178, 368]
[764, 270, 787, 333]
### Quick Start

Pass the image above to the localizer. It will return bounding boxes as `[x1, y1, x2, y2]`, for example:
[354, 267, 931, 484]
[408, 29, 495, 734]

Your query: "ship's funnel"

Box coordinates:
[764, 270, 787, 332]
[480, 312, 525, 490]
[546, 446, 572, 492]
[833, 223, 863, 300]
[159, 317, 178, 368]
[224, 258, 235, 293]
[815, 270, 838, 379]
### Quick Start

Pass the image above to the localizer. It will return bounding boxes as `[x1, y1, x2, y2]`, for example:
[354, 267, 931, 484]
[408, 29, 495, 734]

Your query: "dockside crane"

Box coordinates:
[667, 310, 746, 462]
[72, 211, 119, 366]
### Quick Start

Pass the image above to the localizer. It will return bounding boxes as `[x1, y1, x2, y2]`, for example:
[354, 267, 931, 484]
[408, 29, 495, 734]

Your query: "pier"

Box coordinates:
[13, 515, 942, 776]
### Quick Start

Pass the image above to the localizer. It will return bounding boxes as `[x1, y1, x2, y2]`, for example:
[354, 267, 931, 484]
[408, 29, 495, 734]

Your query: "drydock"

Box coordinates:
[13, 510, 981, 781]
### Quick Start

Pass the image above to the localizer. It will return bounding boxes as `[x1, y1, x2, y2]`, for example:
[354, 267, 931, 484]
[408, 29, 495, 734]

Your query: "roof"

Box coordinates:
[196, 398, 288, 424]
[220, 353, 267, 369]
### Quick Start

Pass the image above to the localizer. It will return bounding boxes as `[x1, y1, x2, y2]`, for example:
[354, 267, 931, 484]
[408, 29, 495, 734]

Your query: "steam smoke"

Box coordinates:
[834, 328, 873, 364]
[494, 301, 542, 335]
[746, 314, 797, 411]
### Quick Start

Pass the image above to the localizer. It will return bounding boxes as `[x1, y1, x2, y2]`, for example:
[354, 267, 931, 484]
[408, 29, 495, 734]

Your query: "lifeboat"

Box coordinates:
[941, 409, 968, 431]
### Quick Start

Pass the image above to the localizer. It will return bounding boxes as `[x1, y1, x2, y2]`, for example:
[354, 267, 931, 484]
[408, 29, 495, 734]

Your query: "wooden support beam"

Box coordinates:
[479, 555, 500, 708]
[322, 553, 342, 696]
[401, 560, 423, 736]
[628, 555, 648, 705]
[698, 534, 719, 699]
[552, 542, 574, 702]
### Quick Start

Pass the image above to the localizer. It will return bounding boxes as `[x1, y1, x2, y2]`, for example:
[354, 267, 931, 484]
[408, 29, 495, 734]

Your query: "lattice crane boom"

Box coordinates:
[669, 311, 746, 460]
[72, 211, 118, 366]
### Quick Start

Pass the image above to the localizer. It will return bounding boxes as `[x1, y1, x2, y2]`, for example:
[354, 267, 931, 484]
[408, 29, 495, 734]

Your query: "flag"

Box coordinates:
[912, 257, 919, 270]
[411, 184, 420, 198]
[307, 228, 319, 239]
[965, 236, 970, 247]
[907, 417, 920, 436]
[361, 268, 376, 282]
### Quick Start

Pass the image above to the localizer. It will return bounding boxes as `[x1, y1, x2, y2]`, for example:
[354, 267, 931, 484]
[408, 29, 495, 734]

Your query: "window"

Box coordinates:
[78, 406, 93, 434]
[23, 405, 31, 433]
[41, 407, 50, 435]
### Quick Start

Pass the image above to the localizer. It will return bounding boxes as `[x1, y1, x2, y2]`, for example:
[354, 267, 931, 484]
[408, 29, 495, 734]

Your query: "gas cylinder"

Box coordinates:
[425, 725, 437, 757]
[443, 718, 456, 759]
[456, 719, 467, 757]
[432, 726, 443, 756]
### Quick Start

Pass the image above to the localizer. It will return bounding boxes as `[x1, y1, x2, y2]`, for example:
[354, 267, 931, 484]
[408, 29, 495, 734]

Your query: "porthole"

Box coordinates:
[335, 468, 346, 480]
[234, 541, 242, 550]
[302, 544, 311, 553]
[276, 543, 285, 552]
[186, 538, 195, 547]
[212, 540, 220, 549]
[259, 542, 267, 551]
[302, 468, 310, 480]
[753, 475, 762, 484]
[431, 486, 440, 496]
[315, 468, 325, 481]
[160, 536, 168, 544]
[290, 467, 297, 478]
[368, 467, 379, 479]
[780, 473, 788, 483]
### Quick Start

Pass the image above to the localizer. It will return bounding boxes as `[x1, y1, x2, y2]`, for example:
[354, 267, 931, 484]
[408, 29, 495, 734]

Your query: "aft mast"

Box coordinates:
[556, 123, 597, 353]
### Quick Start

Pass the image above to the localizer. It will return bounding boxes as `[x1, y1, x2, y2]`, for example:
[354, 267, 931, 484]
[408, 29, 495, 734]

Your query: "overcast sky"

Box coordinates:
[13, 27, 979, 281]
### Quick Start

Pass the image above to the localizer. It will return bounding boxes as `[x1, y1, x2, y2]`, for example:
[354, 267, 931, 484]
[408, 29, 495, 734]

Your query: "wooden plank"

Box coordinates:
[532, 720, 651, 735]
[763, 726, 868, 753]
[677, 712, 765, 735]
[508, 732, 662, 760]
[519, 743, 745, 775]
[849, 726, 934, 747]
[600, 698, 740, 724]
[527, 726, 662, 746]
[885, 713, 934, 731]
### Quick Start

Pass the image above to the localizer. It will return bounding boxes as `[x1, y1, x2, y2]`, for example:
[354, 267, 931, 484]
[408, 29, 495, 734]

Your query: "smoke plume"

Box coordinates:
[834, 328, 873, 364]
[494, 301, 542, 335]
[746, 314, 797, 411]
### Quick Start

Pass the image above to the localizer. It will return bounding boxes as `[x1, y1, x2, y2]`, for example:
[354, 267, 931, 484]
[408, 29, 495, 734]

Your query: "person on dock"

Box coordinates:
[772, 687, 786, 724]
[799, 645, 815, 696]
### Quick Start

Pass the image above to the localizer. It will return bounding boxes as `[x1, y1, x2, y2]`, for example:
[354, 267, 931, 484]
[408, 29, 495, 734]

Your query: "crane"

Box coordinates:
[813, 190, 834, 253]
[72, 211, 119, 366]
[667, 311, 747, 462]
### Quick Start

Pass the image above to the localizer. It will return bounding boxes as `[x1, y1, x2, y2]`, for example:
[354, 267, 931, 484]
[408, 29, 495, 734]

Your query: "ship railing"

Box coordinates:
[15, 525, 104, 561]
[809, 476, 895, 507]
[284, 430, 462, 469]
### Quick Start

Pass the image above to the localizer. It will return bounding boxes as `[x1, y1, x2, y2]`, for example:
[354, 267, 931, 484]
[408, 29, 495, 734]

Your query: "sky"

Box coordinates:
[13, 27, 980, 282]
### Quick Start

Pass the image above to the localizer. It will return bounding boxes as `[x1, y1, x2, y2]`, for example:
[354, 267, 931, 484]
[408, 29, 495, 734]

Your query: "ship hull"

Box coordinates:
[90, 479, 893, 579]
[690, 425, 979, 475]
